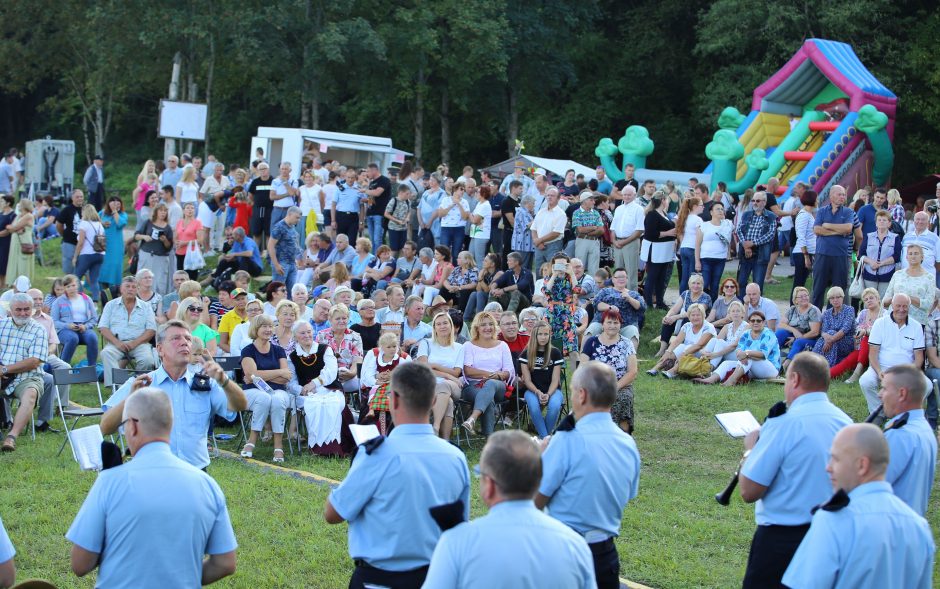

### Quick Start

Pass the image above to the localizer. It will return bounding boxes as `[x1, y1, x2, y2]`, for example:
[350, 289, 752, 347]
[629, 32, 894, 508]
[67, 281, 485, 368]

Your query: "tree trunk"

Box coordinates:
[506, 84, 518, 158]
[165, 52, 182, 162]
[82, 116, 91, 166]
[440, 86, 450, 167]
[414, 63, 425, 166]
[310, 84, 320, 129]
[205, 34, 215, 157]
[94, 104, 105, 157]
[300, 0, 311, 129]
[186, 80, 198, 154]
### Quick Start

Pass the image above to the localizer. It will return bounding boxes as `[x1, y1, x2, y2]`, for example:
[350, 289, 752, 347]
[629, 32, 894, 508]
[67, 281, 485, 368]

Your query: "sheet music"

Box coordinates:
[715, 411, 761, 438]
[349, 424, 380, 446]
[70, 425, 104, 471]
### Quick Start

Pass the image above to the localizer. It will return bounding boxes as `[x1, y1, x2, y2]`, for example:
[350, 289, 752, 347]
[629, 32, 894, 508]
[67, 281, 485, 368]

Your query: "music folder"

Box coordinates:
[715, 411, 760, 438]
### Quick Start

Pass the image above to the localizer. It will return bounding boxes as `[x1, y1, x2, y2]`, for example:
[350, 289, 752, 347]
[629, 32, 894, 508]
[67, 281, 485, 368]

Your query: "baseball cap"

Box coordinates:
[230, 288, 248, 298]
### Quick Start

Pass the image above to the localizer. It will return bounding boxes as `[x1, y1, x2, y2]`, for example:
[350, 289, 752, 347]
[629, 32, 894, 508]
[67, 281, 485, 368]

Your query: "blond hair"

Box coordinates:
[248, 314, 274, 340]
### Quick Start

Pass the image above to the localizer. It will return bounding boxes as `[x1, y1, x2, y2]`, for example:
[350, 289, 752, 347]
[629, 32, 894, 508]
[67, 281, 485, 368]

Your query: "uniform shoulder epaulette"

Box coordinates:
[555, 414, 576, 433]
[362, 435, 386, 455]
[429, 499, 467, 532]
[766, 401, 787, 420]
[884, 412, 909, 431]
[811, 489, 850, 514]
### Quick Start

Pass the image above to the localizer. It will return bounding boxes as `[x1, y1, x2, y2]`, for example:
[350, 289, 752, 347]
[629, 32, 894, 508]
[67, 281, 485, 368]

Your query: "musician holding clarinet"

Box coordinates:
[736, 352, 851, 589]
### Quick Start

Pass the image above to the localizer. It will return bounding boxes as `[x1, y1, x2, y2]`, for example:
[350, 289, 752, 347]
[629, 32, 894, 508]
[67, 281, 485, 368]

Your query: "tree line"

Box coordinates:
[0, 0, 937, 184]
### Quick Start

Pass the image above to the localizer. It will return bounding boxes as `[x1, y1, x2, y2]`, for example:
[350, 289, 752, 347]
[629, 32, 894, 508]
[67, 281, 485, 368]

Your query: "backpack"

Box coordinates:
[92, 223, 107, 253]
[890, 220, 905, 239]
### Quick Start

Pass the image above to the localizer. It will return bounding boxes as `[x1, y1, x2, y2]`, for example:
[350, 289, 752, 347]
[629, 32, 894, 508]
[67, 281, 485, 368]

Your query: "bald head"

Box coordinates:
[828, 424, 889, 493]
[124, 387, 174, 441]
[621, 185, 637, 203]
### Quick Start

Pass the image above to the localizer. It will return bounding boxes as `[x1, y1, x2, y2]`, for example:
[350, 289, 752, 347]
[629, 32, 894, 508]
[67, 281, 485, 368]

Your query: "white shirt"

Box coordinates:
[470, 201, 492, 240]
[417, 339, 465, 383]
[312, 167, 329, 184]
[780, 196, 800, 231]
[299, 184, 322, 218]
[611, 201, 644, 239]
[322, 183, 337, 212]
[870, 314, 925, 371]
[794, 209, 817, 254]
[438, 196, 468, 228]
[360, 350, 412, 389]
[78, 220, 103, 255]
[177, 181, 199, 205]
[679, 321, 717, 345]
[699, 220, 733, 259]
[746, 297, 781, 324]
[531, 206, 567, 243]
[679, 215, 703, 249]
[272, 177, 298, 208]
[229, 322, 252, 356]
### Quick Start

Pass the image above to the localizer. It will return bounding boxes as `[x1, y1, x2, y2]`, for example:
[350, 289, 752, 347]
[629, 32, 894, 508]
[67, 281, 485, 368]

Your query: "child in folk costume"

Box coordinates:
[360, 332, 412, 435]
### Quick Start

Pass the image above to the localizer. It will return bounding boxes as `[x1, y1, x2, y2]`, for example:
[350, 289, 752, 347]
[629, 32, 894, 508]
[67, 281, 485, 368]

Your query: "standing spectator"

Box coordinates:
[676, 197, 704, 292]
[511, 195, 535, 270]
[887, 188, 905, 225]
[858, 210, 901, 297]
[298, 170, 323, 240]
[812, 185, 859, 310]
[571, 191, 604, 275]
[418, 174, 444, 247]
[174, 202, 203, 280]
[384, 184, 411, 257]
[882, 244, 935, 325]
[98, 276, 157, 388]
[364, 163, 392, 252]
[0, 150, 15, 194]
[267, 206, 303, 292]
[247, 162, 275, 249]
[530, 190, 567, 272]
[695, 201, 733, 299]
[0, 195, 13, 290]
[500, 180, 522, 256]
[331, 168, 368, 243]
[857, 188, 888, 235]
[792, 190, 817, 298]
[200, 163, 232, 253]
[56, 189, 84, 275]
[73, 205, 105, 302]
[270, 162, 299, 233]
[641, 191, 677, 310]
[0, 293, 49, 453]
[467, 185, 493, 268]
[134, 203, 175, 295]
[159, 154, 183, 189]
[51, 274, 99, 365]
[82, 154, 105, 209]
[594, 166, 613, 195]
[734, 191, 776, 291]
[544, 254, 578, 358]
[175, 165, 199, 206]
[5, 198, 34, 285]
[611, 185, 645, 290]
[98, 195, 127, 290]
[436, 183, 469, 260]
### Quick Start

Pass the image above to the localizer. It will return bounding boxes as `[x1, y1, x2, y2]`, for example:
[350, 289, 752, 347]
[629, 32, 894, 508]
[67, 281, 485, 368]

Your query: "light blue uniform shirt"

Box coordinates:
[419, 188, 444, 238]
[782, 481, 935, 589]
[539, 412, 641, 538]
[423, 500, 596, 589]
[740, 392, 852, 526]
[329, 423, 470, 571]
[884, 409, 937, 516]
[104, 367, 238, 469]
[0, 515, 13, 564]
[66, 442, 238, 589]
[335, 180, 366, 213]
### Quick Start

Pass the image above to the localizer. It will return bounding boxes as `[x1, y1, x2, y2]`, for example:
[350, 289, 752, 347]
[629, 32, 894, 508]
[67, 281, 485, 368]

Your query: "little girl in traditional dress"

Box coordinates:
[361, 332, 411, 435]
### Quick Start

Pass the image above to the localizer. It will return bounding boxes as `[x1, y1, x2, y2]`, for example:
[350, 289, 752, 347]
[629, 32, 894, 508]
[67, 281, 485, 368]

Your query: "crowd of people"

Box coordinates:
[0, 149, 938, 588]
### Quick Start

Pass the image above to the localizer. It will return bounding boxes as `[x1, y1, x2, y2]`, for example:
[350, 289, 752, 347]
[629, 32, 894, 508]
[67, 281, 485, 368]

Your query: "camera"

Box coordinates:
[553, 262, 567, 272]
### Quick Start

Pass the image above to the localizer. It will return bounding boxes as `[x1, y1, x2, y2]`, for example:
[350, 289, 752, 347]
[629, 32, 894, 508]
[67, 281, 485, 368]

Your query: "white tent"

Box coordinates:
[482, 155, 597, 181]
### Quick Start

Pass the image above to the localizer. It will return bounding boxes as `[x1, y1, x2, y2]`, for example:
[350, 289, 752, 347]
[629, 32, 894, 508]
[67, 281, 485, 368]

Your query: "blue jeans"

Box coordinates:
[737, 242, 770, 292]
[270, 207, 288, 234]
[700, 257, 726, 300]
[367, 215, 385, 252]
[679, 247, 696, 291]
[74, 253, 104, 301]
[470, 237, 489, 268]
[62, 242, 76, 274]
[273, 261, 297, 293]
[58, 327, 99, 365]
[533, 240, 563, 273]
[525, 389, 563, 438]
[924, 368, 940, 429]
[464, 291, 487, 324]
[775, 328, 817, 359]
[440, 226, 465, 259]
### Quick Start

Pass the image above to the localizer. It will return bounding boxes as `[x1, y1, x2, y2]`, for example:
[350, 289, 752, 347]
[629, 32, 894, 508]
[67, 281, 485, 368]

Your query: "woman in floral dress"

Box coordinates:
[544, 253, 578, 356]
[581, 309, 638, 433]
[811, 286, 856, 366]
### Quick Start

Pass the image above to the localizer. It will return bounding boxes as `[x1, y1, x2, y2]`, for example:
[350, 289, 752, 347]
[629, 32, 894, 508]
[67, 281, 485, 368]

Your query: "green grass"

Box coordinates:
[4, 255, 938, 588]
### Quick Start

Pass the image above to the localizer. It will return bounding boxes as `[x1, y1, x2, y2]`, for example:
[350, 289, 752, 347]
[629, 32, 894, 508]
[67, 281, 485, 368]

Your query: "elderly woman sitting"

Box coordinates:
[775, 286, 821, 371]
[239, 314, 292, 463]
[694, 310, 781, 386]
[811, 286, 855, 367]
[654, 304, 716, 378]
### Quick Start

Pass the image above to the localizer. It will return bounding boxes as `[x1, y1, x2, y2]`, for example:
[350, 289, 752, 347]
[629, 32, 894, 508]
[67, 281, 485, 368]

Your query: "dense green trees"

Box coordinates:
[0, 0, 936, 183]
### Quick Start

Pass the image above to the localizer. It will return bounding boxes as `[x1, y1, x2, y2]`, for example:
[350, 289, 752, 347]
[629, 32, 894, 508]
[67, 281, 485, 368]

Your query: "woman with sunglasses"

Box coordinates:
[694, 310, 781, 386]
[706, 278, 740, 331]
[263, 281, 288, 317]
[175, 296, 219, 356]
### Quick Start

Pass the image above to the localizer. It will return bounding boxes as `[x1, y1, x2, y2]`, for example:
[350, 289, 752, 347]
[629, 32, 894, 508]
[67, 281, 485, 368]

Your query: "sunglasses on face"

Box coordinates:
[750, 319, 764, 323]
[187, 306, 201, 313]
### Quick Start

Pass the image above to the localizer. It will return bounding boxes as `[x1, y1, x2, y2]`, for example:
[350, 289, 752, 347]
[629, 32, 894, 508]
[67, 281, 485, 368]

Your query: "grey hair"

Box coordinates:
[419, 247, 434, 259]
[484, 301, 503, 313]
[233, 227, 246, 238]
[9, 292, 32, 307]
[135, 268, 154, 280]
[157, 319, 190, 344]
[520, 195, 535, 206]
[545, 186, 559, 196]
[291, 283, 308, 296]
[292, 320, 313, 335]
[287, 206, 302, 216]
[124, 386, 173, 437]
[404, 295, 424, 312]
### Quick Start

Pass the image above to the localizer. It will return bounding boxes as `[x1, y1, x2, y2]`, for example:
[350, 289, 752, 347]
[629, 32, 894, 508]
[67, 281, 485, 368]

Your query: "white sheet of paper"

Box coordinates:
[715, 411, 761, 438]
[349, 424, 381, 446]
[70, 425, 104, 471]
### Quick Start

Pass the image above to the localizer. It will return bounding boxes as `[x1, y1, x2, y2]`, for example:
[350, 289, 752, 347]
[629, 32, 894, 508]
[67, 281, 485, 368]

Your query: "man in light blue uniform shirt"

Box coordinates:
[738, 352, 852, 589]
[100, 320, 248, 470]
[878, 364, 937, 516]
[331, 168, 368, 243]
[424, 430, 595, 589]
[418, 175, 445, 243]
[325, 362, 470, 588]
[536, 361, 641, 589]
[0, 514, 15, 589]
[68, 387, 238, 588]
[782, 424, 935, 589]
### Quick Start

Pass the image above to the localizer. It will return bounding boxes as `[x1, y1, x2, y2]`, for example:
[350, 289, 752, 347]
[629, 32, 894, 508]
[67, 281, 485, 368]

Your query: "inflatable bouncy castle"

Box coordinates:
[596, 39, 896, 201]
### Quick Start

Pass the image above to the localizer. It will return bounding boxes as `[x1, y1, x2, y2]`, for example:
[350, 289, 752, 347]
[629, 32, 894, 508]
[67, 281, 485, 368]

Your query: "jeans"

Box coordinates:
[74, 253, 104, 301]
[440, 226, 465, 259]
[924, 367, 940, 429]
[58, 328, 99, 365]
[678, 247, 696, 292]
[464, 291, 488, 325]
[524, 389, 563, 438]
[737, 242, 770, 292]
[533, 240, 563, 272]
[61, 242, 76, 274]
[270, 207, 288, 233]
[774, 329, 817, 359]
[367, 215, 385, 252]
[273, 261, 297, 293]
[700, 257, 726, 300]
[469, 237, 489, 268]
[461, 379, 506, 436]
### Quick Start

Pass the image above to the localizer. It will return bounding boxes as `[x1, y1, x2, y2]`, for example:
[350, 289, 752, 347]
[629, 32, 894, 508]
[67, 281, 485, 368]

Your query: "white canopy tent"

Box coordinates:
[482, 155, 597, 181]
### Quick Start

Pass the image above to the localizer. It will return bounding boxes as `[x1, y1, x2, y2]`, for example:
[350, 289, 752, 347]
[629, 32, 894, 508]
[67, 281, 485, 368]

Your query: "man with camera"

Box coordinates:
[100, 320, 248, 470]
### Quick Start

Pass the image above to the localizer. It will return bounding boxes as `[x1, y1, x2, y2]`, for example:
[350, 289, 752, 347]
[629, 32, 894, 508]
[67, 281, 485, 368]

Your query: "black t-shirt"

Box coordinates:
[489, 192, 505, 232]
[241, 342, 288, 390]
[56, 204, 82, 245]
[615, 178, 640, 192]
[502, 194, 519, 229]
[494, 268, 534, 299]
[367, 176, 393, 216]
[249, 176, 276, 211]
[558, 182, 580, 197]
[519, 347, 563, 392]
[352, 323, 381, 352]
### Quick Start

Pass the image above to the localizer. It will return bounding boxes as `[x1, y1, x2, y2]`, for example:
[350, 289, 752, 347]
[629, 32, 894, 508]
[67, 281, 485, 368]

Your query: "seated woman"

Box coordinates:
[416, 245, 453, 306]
[694, 310, 781, 386]
[51, 273, 99, 365]
[655, 304, 717, 378]
[811, 286, 856, 367]
[460, 311, 515, 437]
[262, 281, 288, 317]
[831, 287, 884, 382]
[464, 253, 501, 326]
[356, 244, 395, 296]
[361, 331, 412, 435]
[175, 295, 219, 356]
[706, 277, 739, 331]
[581, 309, 638, 433]
[519, 320, 564, 439]
[239, 314, 292, 463]
[656, 273, 712, 358]
[420, 311, 465, 440]
[442, 250, 478, 312]
[701, 300, 748, 368]
[316, 303, 363, 397]
[271, 300, 300, 355]
[323, 263, 351, 300]
[288, 321, 355, 456]
[775, 286, 822, 371]
[230, 299, 264, 356]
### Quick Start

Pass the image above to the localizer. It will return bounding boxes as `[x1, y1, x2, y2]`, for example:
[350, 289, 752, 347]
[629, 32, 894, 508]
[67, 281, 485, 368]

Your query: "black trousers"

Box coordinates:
[349, 561, 428, 589]
[589, 538, 620, 589]
[811, 253, 848, 311]
[214, 256, 262, 278]
[742, 524, 810, 589]
[336, 211, 360, 244]
[644, 261, 672, 307]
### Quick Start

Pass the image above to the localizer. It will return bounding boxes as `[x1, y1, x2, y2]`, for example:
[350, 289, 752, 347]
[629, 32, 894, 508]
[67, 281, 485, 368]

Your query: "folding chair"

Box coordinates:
[54, 366, 108, 458]
[111, 368, 149, 395]
[1, 393, 35, 441]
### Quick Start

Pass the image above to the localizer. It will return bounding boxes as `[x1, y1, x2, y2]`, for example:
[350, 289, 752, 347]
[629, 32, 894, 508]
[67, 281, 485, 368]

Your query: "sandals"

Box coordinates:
[240, 443, 255, 458]
[646, 369, 659, 376]
[2, 435, 15, 452]
[461, 419, 476, 434]
[272, 449, 285, 463]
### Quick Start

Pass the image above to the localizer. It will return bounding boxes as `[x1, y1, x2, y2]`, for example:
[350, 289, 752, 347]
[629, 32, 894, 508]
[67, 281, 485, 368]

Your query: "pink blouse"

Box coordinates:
[462, 341, 515, 386]
[174, 218, 203, 255]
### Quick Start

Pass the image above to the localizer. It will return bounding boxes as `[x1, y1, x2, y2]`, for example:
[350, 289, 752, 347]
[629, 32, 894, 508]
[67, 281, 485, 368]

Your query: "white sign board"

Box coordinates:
[158, 100, 207, 141]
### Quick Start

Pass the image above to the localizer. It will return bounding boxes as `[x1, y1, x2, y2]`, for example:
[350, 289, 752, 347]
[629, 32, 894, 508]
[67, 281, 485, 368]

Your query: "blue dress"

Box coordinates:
[811, 305, 856, 365]
[99, 210, 127, 285]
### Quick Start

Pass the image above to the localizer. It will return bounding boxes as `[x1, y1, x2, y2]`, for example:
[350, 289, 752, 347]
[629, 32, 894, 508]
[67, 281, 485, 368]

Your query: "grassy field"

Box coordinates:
[3, 232, 938, 589]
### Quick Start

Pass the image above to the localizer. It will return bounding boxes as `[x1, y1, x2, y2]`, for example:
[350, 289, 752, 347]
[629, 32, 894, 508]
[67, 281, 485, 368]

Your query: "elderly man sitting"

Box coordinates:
[29, 287, 73, 425]
[0, 293, 49, 452]
[99, 276, 157, 387]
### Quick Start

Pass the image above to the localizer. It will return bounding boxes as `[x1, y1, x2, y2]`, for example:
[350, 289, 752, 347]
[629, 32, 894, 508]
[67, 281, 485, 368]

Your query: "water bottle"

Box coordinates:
[251, 375, 275, 394]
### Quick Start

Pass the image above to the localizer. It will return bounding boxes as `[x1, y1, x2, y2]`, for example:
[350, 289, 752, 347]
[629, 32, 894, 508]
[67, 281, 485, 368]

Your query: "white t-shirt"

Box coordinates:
[679, 215, 703, 249]
[470, 201, 492, 240]
[780, 196, 801, 231]
[699, 220, 734, 259]
[417, 340, 465, 381]
[869, 314, 925, 371]
[167, 201, 183, 228]
[177, 181, 199, 205]
[438, 196, 468, 228]
[78, 220, 104, 255]
[322, 184, 337, 213]
[679, 321, 717, 345]
[299, 184, 322, 218]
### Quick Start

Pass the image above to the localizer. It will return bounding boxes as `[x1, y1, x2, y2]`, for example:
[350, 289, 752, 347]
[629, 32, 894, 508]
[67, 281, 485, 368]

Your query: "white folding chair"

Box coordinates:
[54, 366, 108, 458]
